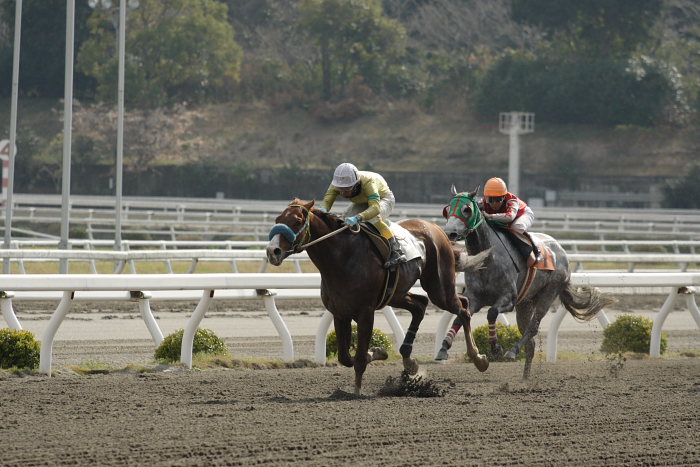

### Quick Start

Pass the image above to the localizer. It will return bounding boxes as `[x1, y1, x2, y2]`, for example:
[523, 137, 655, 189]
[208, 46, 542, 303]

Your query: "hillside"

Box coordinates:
[4, 97, 697, 173]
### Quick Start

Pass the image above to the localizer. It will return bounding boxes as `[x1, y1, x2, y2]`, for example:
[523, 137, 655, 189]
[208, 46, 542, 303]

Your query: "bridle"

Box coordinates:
[268, 204, 313, 254]
[443, 193, 483, 240]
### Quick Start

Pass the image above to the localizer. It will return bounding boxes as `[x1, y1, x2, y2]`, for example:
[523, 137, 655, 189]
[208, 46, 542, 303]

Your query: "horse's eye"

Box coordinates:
[442, 206, 449, 218]
[461, 205, 471, 217]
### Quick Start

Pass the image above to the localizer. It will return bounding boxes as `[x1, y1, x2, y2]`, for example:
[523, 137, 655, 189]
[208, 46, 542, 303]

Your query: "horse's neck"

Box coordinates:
[466, 224, 494, 255]
[469, 222, 527, 281]
[305, 218, 353, 273]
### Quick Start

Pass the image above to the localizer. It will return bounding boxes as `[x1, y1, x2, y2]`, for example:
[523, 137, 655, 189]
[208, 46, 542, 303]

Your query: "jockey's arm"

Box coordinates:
[356, 180, 382, 221]
[320, 184, 339, 211]
[488, 199, 519, 224]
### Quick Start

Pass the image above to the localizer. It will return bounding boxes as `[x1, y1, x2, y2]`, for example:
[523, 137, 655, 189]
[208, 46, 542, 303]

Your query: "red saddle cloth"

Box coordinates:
[532, 245, 555, 271]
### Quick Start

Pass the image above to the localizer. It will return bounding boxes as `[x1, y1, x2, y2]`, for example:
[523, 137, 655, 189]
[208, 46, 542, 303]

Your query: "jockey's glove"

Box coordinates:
[344, 215, 361, 226]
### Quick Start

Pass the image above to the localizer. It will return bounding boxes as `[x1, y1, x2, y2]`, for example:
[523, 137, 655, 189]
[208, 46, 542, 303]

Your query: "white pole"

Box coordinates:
[59, 0, 76, 274]
[3, 0, 22, 274]
[508, 119, 520, 195]
[115, 1, 127, 251]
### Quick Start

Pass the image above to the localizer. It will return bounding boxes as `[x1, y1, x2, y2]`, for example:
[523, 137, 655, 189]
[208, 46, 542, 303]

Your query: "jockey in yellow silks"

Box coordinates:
[318, 162, 407, 269]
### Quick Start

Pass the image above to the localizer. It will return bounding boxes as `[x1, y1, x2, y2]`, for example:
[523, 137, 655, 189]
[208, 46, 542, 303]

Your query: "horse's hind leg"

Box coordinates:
[390, 292, 429, 375]
[423, 284, 488, 372]
[456, 307, 489, 372]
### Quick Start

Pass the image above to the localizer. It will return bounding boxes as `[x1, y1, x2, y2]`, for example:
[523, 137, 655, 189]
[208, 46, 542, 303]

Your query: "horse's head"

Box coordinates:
[266, 198, 315, 266]
[442, 184, 483, 241]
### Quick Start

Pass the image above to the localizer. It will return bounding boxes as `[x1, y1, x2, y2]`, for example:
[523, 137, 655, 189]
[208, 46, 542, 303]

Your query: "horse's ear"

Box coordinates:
[468, 185, 480, 199]
[450, 184, 458, 196]
[305, 199, 315, 211]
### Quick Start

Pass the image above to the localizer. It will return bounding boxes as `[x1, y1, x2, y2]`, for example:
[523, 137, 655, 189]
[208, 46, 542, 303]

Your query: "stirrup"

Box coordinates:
[384, 252, 407, 269]
[532, 248, 543, 264]
[527, 251, 543, 268]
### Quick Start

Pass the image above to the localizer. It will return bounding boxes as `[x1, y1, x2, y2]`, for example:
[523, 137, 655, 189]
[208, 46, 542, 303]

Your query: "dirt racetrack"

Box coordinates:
[1, 358, 700, 466]
[2, 298, 700, 465]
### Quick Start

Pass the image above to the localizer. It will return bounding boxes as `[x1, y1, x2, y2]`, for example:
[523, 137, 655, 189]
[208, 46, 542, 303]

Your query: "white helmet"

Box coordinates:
[332, 162, 359, 188]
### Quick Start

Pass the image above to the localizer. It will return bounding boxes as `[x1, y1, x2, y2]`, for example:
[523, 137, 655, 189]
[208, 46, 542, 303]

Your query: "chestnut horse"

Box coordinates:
[266, 198, 488, 394]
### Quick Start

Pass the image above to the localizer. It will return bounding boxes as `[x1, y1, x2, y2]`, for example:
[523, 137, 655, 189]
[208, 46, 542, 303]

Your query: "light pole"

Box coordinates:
[3, 0, 22, 274]
[59, 0, 76, 274]
[499, 111, 534, 196]
[87, 0, 139, 253]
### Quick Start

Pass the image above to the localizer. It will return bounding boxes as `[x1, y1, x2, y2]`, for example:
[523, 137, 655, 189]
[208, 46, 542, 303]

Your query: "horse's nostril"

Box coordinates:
[448, 233, 458, 241]
[274, 248, 282, 256]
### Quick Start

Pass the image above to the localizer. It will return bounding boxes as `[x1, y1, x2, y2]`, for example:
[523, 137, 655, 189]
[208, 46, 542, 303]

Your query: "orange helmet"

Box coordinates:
[484, 177, 507, 197]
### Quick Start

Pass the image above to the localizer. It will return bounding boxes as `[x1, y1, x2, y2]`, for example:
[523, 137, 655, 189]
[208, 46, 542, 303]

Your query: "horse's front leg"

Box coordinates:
[486, 295, 516, 359]
[333, 317, 354, 368]
[392, 293, 429, 375]
[353, 312, 377, 395]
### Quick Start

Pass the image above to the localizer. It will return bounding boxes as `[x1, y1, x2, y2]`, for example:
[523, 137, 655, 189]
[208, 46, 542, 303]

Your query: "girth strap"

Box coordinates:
[516, 267, 537, 304]
[358, 223, 400, 310]
[377, 267, 400, 310]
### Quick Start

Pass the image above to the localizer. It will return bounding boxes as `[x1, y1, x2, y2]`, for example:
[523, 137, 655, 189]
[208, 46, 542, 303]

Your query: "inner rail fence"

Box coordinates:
[1, 248, 699, 274]
[1, 271, 699, 376]
[3, 194, 700, 241]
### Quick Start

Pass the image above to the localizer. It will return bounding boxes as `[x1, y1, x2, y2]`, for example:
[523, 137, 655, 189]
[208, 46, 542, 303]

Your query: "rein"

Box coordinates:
[449, 195, 519, 271]
[269, 204, 359, 253]
[297, 224, 353, 250]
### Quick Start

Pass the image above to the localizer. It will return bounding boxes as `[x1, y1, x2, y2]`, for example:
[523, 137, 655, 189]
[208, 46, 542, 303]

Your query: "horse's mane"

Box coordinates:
[314, 208, 346, 230]
[288, 198, 346, 230]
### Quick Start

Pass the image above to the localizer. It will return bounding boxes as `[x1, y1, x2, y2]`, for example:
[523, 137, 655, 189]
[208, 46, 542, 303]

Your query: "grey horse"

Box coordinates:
[441, 186, 614, 378]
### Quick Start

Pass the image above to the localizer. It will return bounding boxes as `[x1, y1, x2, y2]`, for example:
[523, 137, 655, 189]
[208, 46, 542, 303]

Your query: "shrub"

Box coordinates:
[472, 322, 525, 361]
[326, 325, 394, 357]
[601, 314, 667, 355]
[0, 328, 41, 369]
[154, 328, 228, 362]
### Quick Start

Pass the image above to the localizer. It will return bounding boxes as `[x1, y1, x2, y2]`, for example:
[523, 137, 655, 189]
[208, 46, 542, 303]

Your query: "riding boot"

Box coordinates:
[384, 237, 407, 269]
[523, 231, 543, 264]
[531, 244, 543, 264]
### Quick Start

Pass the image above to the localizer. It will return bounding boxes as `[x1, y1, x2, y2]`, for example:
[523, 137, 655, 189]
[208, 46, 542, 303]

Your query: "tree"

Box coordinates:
[298, 0, 405, 101]
[0, 0, 94, 98]
[77, 0, 242, 107]
[510, 0, 663, 60]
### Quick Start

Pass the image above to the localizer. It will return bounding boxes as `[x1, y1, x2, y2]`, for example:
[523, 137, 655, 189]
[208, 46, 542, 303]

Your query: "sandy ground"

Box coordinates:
[3, 296, 699, 366]
[1, 297, 700, 465]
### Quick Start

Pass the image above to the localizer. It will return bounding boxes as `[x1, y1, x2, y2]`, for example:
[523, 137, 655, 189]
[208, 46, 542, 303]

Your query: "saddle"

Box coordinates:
[359, 223, 400, 310]
[498, 228, 555, 272]
[493, 227, 555, 304]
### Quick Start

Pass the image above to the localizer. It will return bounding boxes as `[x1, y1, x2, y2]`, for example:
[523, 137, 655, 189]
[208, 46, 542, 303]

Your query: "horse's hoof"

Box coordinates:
[435, 348, 449, 361]
[504, 350, 517, 360]
[370, 347, 389, 361]
[403, 357, 419, 375]
[473, 354, 489, 372]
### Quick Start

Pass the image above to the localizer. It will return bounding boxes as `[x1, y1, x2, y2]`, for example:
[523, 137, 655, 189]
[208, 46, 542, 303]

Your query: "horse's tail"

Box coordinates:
[452, 244, 491, 274]
[559, 282, 616, 321]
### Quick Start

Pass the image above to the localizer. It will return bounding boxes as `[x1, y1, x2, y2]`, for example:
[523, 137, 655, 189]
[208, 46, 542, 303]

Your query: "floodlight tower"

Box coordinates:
[88, 0, 140, 252]
[499, 111, 534, 196]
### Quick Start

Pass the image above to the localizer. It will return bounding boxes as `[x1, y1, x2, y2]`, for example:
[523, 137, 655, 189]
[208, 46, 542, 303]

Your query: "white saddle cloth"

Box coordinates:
[388, 222, 426, 263]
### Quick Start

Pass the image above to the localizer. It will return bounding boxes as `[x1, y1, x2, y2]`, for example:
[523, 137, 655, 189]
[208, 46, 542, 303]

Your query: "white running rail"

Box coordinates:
[2, 272, 699, 375]
[435, 272, 700, 361]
